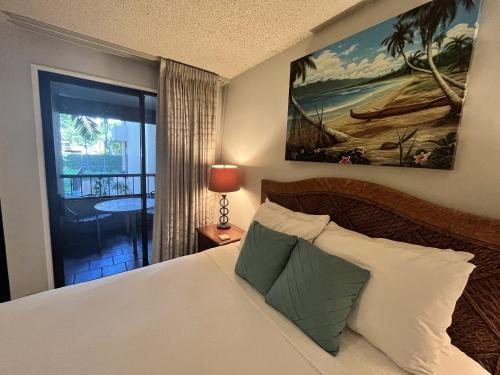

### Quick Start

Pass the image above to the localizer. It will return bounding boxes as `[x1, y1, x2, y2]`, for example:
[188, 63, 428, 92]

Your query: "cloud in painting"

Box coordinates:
[292, 21, 476, 87]
[339, 44, 359, 56]
[295, 49, 403, 86]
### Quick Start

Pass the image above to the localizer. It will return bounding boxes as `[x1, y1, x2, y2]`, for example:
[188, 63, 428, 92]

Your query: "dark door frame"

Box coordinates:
[38, 71, 156, 287]
[0, 201, 10, 302]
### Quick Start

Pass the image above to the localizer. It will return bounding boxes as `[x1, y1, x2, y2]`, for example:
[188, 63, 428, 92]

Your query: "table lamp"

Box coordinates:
[208, 165, 240, 229]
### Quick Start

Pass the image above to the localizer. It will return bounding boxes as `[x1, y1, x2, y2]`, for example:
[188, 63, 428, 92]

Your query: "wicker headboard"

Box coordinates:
[261, 178, 499, 374]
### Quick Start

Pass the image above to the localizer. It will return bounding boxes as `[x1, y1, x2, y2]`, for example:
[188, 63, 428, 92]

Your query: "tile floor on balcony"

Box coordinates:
[63, 234, 152, 286]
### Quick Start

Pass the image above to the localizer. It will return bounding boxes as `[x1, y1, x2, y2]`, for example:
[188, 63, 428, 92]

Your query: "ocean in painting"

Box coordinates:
[286, 0, 482, 169]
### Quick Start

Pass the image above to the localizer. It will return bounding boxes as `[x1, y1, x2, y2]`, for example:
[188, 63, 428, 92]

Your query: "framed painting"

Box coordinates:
[286, 0, 482, 169]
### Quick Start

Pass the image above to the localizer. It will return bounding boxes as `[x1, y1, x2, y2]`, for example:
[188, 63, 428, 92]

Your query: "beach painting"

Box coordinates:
[286, 0, 481, 169]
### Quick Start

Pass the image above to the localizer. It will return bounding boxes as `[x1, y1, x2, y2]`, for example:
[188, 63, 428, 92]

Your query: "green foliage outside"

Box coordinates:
[59, 113, 125, 174]
[63, 154, 123, 174]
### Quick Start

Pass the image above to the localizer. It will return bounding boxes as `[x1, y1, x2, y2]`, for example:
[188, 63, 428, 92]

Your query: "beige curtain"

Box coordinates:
[152, 59, 220, 262]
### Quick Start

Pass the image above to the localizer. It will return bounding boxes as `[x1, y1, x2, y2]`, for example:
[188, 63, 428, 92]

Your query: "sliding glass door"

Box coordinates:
[38, 71, 156, 287]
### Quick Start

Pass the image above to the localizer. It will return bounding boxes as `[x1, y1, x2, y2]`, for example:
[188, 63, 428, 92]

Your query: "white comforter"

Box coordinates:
[0, 243, 488, 375]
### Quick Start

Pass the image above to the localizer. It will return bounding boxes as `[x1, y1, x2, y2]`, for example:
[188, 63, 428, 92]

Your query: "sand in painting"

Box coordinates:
[288, 71, 465, 166]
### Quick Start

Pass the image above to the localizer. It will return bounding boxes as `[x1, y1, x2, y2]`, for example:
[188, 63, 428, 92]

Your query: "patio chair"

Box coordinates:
[63, 202, 112, 247]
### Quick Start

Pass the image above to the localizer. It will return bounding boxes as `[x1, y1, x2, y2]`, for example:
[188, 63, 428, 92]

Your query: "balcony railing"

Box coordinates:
[61, 173, 155, 198]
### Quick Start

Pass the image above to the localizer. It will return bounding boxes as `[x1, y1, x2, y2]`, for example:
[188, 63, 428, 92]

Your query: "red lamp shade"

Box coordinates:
[208, 165, 240, 193]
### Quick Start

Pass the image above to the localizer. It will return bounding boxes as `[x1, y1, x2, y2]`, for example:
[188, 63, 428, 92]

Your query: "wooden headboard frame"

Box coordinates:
[261, 178, 499, 374]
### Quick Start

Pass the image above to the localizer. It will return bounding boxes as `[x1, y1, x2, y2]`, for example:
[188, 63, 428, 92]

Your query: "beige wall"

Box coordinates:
[0, 22, 157, 298]
[221, 0, 500, 230]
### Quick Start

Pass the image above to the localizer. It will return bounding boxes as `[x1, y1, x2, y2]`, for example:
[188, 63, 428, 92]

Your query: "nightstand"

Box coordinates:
[196, 224, 244, 252]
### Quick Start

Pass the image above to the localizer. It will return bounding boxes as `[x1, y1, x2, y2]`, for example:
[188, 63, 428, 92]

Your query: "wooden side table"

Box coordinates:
[196, 224, 244, 252]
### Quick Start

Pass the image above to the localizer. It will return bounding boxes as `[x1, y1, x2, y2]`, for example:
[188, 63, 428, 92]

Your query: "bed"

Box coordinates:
[0, 178, 498, 375]
[261, 178, 499, 375]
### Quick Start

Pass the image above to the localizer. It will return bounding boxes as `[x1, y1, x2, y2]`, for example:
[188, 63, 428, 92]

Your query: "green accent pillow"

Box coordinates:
[265, 239, 370, 355]
[235, 221, 298, 295]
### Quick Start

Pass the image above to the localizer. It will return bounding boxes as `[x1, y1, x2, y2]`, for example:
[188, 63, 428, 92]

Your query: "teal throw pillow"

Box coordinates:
[265, 239, 369, 355]
[235, 221, 298, 295]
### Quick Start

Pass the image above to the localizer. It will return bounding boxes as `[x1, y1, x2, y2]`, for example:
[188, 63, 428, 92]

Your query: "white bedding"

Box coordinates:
[0, 243, 488, 375]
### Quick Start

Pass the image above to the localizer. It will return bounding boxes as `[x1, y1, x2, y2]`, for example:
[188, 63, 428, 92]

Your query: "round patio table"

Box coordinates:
[94, 198, 154, 259]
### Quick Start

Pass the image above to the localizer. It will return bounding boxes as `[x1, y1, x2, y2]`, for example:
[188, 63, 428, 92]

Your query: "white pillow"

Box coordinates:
[326, 221, 474, 262]
[313, 225, 475, 375]
[239, 200, 330, 248]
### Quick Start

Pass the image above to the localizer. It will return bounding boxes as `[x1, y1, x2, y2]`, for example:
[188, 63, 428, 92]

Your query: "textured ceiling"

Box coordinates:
[0, 0, 364, 78]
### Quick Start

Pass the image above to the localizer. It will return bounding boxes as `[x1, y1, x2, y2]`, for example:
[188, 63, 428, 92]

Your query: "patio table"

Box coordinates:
[94, 198, 154, 258]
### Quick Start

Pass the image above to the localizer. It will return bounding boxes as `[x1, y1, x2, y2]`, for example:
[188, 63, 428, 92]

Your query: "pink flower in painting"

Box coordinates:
[339, 156, 352, 164]
[413, 151, 431, 165]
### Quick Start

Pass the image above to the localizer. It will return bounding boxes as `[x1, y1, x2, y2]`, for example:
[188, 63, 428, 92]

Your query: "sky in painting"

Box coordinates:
[294, 0, 482, 87]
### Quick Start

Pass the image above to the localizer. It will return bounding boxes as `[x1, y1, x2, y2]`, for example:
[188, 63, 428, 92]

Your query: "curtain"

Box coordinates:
[152, 58, 221, 262]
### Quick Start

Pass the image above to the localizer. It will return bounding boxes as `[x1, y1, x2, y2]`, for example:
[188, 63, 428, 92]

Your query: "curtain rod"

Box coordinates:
[2, 10, 230, 85]
[162, 58, 229, 83]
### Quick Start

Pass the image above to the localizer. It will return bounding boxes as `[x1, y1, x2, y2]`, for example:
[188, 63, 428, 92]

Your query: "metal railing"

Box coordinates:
[61, 173, 155, 198]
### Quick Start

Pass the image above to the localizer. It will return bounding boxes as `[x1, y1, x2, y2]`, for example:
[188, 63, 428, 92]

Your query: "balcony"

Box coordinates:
[60, 173, 155, 285]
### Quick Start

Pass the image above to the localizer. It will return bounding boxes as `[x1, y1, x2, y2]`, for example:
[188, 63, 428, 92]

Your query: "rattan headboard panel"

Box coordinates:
[261, 178, 499, 374]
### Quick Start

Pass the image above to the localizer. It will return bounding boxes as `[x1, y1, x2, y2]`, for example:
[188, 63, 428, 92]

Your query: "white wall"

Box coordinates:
[221, 0, 500, 230]
[0, 22, 157, 298]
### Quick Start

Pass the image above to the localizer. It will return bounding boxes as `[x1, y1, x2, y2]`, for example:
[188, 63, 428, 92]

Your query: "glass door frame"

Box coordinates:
[38, 71, 156, 288]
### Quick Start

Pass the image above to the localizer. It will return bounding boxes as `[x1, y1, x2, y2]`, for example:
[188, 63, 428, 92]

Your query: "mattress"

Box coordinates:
[0, 243, 488, 375]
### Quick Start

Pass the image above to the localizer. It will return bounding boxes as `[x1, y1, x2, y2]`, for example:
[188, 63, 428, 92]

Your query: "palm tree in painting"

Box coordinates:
[382, 22, 415, 64]
[444, 35, 474, 72]
[407, 51, 427, 73]
[399, 0, 476, 114]
[288, 55, 319, 128]
[289, 55, 349, 143]
[289, 55, 317, 91]
[382, 22, 465, 89]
